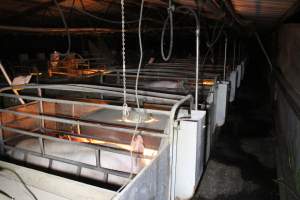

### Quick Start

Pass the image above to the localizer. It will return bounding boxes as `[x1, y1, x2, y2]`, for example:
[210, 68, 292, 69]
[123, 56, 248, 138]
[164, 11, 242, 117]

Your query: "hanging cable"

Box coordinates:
[206, 22, 225, 48]
[132, 0, 145, 184]
[0, 167, 38, 200]
[135, 0, 145, 111]
[176, 6, 200, 110]
[53, 0, 71, 55]
[255, 32, 273, 72]
[0, 190, 14, 200]
[161, 0, 174, 61]
[165, 6, 200, 200]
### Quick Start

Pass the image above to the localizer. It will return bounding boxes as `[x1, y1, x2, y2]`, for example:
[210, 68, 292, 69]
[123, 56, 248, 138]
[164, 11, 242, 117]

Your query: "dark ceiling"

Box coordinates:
[0, 0, 299, 34]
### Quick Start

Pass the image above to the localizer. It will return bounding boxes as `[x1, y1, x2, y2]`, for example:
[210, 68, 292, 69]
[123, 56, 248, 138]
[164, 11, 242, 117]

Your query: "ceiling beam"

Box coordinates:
[0, 24, 208, 35]
[2, 0, 68, 21]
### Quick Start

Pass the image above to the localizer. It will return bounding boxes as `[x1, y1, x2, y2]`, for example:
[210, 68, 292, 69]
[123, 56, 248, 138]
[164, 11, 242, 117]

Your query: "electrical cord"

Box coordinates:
[255, 32, 273, 72]
[135, 0, 145, 111]
[0, 166, 38, 200]
[161, 0, 174, 61]
[54, 0, 71, 55]
[206, 22, 225, 48]
[0, 190, 14, 200]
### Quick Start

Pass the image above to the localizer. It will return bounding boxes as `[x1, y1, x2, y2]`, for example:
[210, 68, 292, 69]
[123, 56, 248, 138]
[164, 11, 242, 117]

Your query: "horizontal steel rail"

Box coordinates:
[0, 108, 166, 137]
[4, 145, 131, 178]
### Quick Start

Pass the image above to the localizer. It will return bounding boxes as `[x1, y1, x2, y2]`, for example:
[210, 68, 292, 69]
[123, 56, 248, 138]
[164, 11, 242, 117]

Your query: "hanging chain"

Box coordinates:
[121, 0, 129, 120]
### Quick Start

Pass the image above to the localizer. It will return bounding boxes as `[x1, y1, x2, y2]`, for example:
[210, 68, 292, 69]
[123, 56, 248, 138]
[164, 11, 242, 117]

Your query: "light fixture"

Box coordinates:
[119, 109, 158, 124]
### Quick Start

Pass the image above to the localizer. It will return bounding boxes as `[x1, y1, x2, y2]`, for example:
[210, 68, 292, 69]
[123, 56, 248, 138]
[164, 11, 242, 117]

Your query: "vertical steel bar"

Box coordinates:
[195, 29, 199, 111]
[72, 103, 75, 133]
[39, 137, 45, 155]
[96, 149, 101, 167]
[38, 88, 45, 129]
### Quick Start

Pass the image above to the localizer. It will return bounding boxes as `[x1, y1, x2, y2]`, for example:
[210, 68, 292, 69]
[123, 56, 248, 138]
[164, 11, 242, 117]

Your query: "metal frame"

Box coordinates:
[0, 84, 193, 192]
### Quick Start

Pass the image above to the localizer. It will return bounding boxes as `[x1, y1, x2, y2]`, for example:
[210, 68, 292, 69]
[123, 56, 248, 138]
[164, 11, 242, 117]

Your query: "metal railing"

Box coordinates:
[0, 84, 191, 184]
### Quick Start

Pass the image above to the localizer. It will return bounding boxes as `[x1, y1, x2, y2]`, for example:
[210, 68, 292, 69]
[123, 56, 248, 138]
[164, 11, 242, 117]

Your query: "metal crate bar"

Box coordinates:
[3, 145, 131, 178]
[0, 108, 167, 137]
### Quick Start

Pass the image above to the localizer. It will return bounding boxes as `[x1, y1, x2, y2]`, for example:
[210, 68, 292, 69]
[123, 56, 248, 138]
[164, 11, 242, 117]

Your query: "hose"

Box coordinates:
[135, 0, 145, 111]
[0, 166, 38, 200]
[161, 0, 174, 61]
[255, 32, 273, 72]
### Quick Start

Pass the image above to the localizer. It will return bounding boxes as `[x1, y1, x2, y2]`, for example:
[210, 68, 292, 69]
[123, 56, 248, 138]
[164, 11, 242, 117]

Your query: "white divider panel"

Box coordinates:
[215, 82, 228, 127]
[0, 161, 116, 200]
[175, 110, 206, 199]
[117, 144, 170, 200]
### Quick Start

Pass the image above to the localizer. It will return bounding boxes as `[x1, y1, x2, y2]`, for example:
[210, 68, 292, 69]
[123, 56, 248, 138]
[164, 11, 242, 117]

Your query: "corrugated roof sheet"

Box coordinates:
[231, 0, 298, 26]
[0, 0, 298, 28]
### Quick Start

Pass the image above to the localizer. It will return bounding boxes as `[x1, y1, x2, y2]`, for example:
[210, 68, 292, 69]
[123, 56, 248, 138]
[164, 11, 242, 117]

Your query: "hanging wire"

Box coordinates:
[135, 0, 145, 111]
[53, 0, 71, 55]
[255, 32, 273, 72]
[206, 22, 225, 48]
[164, 6, 200, 200]
[0, 167, 38, 200]
[161, 0, 174, 61]
[0, 190, 14, 200]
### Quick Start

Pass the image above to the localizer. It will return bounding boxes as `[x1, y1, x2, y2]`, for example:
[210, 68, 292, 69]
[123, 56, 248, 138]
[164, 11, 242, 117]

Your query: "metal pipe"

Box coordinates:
[173, 6, 200, 111]
[37, 88, 45, 129]
[105, 73, 217, 81]
[0, 86, 178, 111]
[0, 62, 25, 104]
[0, 84, 181, 106]
[0, 108, 166, 138]
[3, 145, 130, 178]
[0, 25, 123, 34]
[1, 125, 153, 159]
[195, 29, 200, 110]
[71, 84, 184, 100]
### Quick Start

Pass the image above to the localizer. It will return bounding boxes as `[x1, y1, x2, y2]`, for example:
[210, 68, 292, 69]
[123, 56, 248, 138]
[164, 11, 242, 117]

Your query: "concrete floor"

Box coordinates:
[193, 56, 278, 200]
